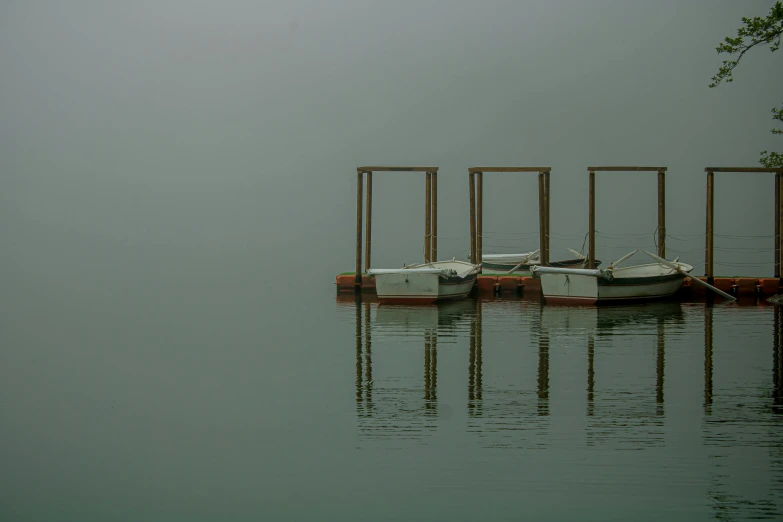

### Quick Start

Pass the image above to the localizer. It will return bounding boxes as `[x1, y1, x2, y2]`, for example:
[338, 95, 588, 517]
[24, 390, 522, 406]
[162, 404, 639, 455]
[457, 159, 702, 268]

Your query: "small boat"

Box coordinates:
[481, 249, 599, 275]
[368, 259, 480, 304]
[531, 250, 693, 304]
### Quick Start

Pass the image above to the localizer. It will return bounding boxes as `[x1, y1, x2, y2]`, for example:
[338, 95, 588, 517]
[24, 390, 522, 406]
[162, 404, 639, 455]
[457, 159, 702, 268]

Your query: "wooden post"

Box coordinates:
[355, 171, 364, 286]
[777, 172, 782, 279]
[776, 173, 780, 278]
[538, 173, 546, 266]
[706, 170, 714, 281]
[432, 171, 437, 262]
[588, 170, 596, 269]
[469, 173, 476, 264]
[544, 171, 551, 266]
[425, 172, 431, 263]
[658, 170, 666, 259]
[477, 172, 483, 266]
[364, 171, 372, 273]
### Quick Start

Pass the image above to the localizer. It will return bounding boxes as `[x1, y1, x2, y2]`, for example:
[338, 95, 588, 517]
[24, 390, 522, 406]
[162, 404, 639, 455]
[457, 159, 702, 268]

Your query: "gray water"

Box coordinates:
[5, 2, 783, 520]
[3, 279, 783, 521]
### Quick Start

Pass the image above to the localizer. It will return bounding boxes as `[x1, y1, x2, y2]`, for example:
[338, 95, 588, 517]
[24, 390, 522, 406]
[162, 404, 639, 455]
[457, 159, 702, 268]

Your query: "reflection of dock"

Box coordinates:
[353, 299, 450, 443]
[343, 294, 783, 449]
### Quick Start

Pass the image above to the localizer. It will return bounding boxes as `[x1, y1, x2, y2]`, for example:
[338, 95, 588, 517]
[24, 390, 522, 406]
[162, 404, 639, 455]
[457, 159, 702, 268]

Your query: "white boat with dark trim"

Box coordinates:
[530, 250, 693, 304]
[482, 249, 598, 275]
[368, 259, 480, 304]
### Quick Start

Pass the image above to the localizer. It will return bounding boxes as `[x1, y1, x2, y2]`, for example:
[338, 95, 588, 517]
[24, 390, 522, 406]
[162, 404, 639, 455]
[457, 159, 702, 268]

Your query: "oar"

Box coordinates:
[608, 249, 638, 270]
[506, 249, 540, 275]
[568, 248, 585, 260]
[642, 250, 737, 302]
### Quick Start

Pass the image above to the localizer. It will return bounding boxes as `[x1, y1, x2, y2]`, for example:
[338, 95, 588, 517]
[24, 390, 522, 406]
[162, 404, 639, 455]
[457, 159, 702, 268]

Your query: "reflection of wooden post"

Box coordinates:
[656, 318, 665, 413]
[424, 330, 437, 410]
[432, 171, 437, 262]
[364, 301, 372, 403]
[365, 171, 373, 273]
[476, 300, 482, 401]
[355, 297, 363, 402]
[588, 170, 596, 269]
[538, 311, 549, 416]
[774, 306, 781, 408]
[425, 173, 432, 263]
[477, 172, 483, 265]
[469, 315, 476, 404]
[658, 170, 666, 259]
[355, 171, 364, 286]
[424, 331, 431, 402]
[704, 305, 713, 412]
[469, 173, 476, 264]
[430, 331, 437, 402]
[706, 171, 714, 281]
[587, 333, 595, 417]
[776, 173, 781, 278]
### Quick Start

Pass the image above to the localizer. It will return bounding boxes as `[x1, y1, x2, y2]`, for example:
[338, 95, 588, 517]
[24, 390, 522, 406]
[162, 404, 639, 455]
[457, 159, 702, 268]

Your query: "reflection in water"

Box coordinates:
[775, 305, 782, 413]
[341, 294, 783, 518]
[587, 333, 595, 417]
[352, 300, 476, 443]
[537, 315, 549, 416]
[424, 329, 437, 415]
[468, 300, 482, 416]
[355, 296, 363, 405]
[656, 316, 665, 416]
[705, 305, 713, 414]
[364, 301, 373, 409]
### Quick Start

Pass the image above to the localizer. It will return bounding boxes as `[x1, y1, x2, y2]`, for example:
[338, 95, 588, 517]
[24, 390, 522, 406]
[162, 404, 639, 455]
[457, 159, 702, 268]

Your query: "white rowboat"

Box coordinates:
[531, 251, 693, 304]
[368, 260, 480, 304]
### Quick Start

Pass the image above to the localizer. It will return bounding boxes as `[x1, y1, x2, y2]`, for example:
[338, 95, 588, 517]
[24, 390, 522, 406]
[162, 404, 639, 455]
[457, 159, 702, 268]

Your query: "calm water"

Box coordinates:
[3, 282, 783, 520]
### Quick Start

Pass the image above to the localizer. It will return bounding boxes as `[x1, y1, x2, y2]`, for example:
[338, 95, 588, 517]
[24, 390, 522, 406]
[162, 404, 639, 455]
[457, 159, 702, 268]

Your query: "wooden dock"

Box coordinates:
[340, 165, 783, 303]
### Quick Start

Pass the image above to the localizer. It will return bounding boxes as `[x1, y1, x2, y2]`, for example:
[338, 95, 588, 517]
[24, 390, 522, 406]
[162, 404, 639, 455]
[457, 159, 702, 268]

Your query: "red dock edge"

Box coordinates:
[337, 274, 781, 300]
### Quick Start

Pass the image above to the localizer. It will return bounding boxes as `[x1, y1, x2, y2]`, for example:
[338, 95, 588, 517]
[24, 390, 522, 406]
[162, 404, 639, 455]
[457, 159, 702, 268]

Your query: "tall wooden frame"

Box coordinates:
[355, 166, 438, 286]
[703, 167, 783, 282]
[468, 167, 551, 268]
[586, 167, 667, 269]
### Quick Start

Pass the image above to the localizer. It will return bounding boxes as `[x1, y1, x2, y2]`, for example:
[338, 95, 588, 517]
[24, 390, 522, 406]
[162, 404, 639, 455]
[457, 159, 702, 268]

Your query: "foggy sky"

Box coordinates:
[1, 0, 782, 283]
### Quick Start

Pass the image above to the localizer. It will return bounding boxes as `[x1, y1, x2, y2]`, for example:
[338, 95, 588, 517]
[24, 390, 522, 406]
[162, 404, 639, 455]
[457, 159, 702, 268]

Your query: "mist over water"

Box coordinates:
[2, 1, 783, 520]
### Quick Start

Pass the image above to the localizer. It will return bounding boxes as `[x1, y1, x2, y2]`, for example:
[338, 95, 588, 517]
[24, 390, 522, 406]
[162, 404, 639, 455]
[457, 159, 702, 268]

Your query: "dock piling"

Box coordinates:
[365, 171, 372, 273]
[355, 171, 364, 286]
[477, 172, 483, 266]
[658, 170, 666, 259]
[425, 172, 432, 263]
[706, 170, 714, 281]
[469, 173, 476, 264]
[588, 170, 595, 269]
[538, 173, 546, 266]
[432, 171, 438, 262]
[777, 172, 782, 279]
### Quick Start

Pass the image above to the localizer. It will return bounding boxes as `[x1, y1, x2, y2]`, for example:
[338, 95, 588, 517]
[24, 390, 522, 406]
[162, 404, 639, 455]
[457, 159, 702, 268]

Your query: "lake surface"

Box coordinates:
[3, 283, 783, 521]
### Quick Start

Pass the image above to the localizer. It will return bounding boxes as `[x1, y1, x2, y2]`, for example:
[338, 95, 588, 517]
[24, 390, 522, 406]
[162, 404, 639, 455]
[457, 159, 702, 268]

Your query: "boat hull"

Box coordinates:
[372, 272, 477, 304]
[539, 272, 687, 304]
